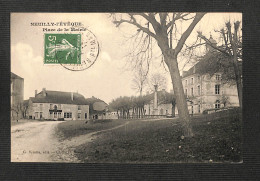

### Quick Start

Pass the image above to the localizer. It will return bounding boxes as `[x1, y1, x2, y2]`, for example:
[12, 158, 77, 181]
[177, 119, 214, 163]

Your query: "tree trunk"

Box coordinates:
[172, 102, 175, 117]
[231, 45, 242, 108]
[166, 55, 193, 137]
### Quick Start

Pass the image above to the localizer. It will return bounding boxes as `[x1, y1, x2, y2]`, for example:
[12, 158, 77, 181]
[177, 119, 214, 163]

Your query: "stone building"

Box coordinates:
[182, 65, 239, 114]
[181, 36, 239, 114]
[11, 72, 24, 120]
[85, 96, 108, 119]
[27, 88, 89, 121]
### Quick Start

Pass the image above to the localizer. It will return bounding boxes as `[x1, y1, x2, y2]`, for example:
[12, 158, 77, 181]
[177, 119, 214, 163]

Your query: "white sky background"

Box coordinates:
[11, 13, 241, 103]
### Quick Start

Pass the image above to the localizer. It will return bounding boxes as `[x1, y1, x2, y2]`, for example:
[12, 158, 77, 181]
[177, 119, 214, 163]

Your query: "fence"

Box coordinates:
[118, 114, 174, 119]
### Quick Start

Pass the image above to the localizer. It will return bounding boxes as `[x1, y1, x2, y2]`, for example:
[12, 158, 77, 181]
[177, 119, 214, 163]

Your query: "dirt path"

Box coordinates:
[11, 121, 63, 162]
[11, 120, 130, 163]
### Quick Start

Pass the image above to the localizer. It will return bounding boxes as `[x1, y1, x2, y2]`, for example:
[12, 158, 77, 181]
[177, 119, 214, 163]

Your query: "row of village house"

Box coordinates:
[11, 36, 239, 120]
[11, 70, 239, 121]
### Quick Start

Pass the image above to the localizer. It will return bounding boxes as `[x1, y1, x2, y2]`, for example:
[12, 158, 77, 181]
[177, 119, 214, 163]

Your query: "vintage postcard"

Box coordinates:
[11, 13, 242, 163]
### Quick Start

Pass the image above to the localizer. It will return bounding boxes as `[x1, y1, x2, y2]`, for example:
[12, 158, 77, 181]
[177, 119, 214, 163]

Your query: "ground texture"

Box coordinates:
[74, 114, 242, 163]
[11, 111, 242, 163]
[11, 121, 62, 162]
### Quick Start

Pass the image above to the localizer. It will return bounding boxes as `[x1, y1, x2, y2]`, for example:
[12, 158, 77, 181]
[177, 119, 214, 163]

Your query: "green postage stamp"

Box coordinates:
[44, 34, 81, 64]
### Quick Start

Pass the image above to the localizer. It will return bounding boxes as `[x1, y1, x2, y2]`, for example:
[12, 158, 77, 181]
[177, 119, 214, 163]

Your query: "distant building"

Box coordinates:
[182, 65, 239, 114]
[11, 72, 24, 120]
[85, 96, 108, 119]
[144, 87, 176, 117]
[181, 36, 239, 114]
[27, 88, 89, 121]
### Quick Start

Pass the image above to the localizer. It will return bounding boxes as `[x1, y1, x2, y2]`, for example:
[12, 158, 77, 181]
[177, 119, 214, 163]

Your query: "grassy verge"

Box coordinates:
[11, 119, 42, 126]
[56, 119, 128, 141]
[74, 113, 242, 163]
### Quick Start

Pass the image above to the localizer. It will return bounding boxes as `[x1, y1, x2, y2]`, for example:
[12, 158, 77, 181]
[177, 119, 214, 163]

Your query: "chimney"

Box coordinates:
[71, 92, 74, 101]
[42, 88, 46, 96]
[206, 34, 217, 53]
[154, 85, 158, 112]
[35, 90, 37, 97]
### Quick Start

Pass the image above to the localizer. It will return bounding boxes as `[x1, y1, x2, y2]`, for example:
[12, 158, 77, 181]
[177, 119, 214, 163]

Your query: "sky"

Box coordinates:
[11, 13, 241, 103]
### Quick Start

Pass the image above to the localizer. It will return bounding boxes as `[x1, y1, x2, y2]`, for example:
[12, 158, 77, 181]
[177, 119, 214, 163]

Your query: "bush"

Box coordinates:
[203, 107, 240, 115]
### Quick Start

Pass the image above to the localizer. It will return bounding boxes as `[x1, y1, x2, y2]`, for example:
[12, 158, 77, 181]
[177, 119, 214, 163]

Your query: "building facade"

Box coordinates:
[85, 97, 111, 119]
[27, 88, 89, 121]
[11, 72, 24, 120]
[182, 71, 239, 114]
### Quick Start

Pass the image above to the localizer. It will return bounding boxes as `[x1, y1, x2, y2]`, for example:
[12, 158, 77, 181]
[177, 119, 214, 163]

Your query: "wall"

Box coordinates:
[11, 76, 24, 120]
[182, 73, 239, 114]
[144, 102, 174, 116]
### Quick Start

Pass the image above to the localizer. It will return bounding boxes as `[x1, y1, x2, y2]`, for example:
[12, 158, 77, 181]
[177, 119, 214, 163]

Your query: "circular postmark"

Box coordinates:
[60, 29, 99, 71]
[45, 28, 99, 71]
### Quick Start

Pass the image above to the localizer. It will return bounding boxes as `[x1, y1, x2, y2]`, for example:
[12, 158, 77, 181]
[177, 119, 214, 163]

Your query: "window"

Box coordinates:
[54, 112, 57, 118]
[54, 105, 57, 110]
[64, 112, 72, 118]
[78, 105, 81, 110]
[50, 104, 53, 109]
[197, 85, 200, 95]
[216, 74, 221, 81]
[197, 75, 200, 82]
[191, 78, 194, 85]
[191, 88, 193, 96]
[215, 100, 220, 109]
[215, 85, 220, 95]
[198, 105, 201, 113]
[185, 80, 188, 86]
[85, 113, 88, 119]
[191, 106, 194, 114]
[58, 112, 61, 118]
[78, 113, 81, 119]
[40, 112, 42, 119]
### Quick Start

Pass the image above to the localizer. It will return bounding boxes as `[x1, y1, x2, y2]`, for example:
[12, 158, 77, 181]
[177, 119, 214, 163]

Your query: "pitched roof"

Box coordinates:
[30, 90, 88, 105]
[182, 51, 220, 78]
[85, 96, 108, 113]
[11, 72, 24, 80]
[182, 51, 242, 79]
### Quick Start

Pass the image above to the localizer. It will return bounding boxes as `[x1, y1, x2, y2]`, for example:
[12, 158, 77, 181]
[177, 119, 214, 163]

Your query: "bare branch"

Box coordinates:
[113, 18, 158, 40]
[197, 31, 231, 57]
[174, 13, 206, 56]
[166, 13, 190, 29]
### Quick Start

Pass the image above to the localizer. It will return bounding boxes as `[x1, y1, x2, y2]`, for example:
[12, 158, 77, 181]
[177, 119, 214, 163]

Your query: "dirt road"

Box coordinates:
[11, 120, 130, 163]
[11, 121, 63, 162]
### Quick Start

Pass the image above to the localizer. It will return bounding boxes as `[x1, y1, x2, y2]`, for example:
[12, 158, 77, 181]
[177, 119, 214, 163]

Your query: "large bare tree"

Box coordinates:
[112, 13, 205, 136]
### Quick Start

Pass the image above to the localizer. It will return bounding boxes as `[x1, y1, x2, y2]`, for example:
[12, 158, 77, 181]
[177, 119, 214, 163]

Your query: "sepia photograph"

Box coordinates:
[11, 12, 242, 163]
